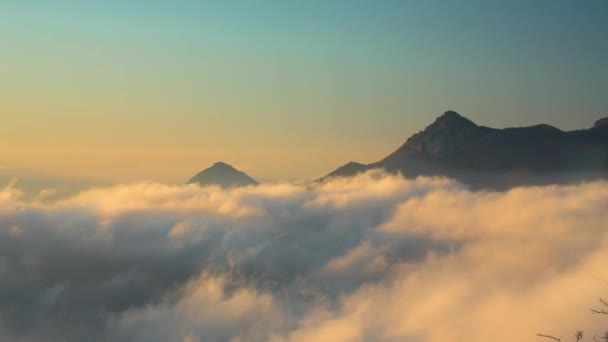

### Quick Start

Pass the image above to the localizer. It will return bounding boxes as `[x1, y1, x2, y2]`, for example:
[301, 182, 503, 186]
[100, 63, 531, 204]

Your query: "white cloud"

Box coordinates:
[0, 171, 606, 341]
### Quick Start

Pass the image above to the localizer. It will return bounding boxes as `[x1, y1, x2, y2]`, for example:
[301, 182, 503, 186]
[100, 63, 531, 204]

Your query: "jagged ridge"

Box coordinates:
[323, 111, 608, 189]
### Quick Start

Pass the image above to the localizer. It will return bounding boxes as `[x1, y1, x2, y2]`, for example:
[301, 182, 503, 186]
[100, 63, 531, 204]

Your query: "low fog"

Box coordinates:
[1, 171, 607, 341]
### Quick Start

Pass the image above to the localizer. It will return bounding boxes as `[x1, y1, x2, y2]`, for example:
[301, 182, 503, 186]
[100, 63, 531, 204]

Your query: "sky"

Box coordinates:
[1, 0, 607, 182]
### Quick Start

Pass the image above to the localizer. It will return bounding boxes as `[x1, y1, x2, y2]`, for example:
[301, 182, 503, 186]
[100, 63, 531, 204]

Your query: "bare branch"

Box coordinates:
[537, 333, 561, 341]
[575, 330, 584, 342]
[592, 298, 608, 315]
[591, 308, 608, 314]
[593, 331, 608, 341]
[592, 277, 608, 285]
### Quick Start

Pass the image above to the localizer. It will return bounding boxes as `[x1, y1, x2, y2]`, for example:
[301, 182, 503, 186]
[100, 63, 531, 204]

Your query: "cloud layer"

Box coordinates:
[1, 171, 607, 341]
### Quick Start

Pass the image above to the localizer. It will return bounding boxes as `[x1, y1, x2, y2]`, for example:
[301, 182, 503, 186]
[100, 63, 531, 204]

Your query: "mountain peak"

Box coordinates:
[440, 110, 462, 119]
[389, 111, 482, 158]
[211, 161, 235, 169]
[594, 117, 608, 128]
[187, 162, 258, 188]
[327, 110, 608, 189]
[432, 110, 478, 128]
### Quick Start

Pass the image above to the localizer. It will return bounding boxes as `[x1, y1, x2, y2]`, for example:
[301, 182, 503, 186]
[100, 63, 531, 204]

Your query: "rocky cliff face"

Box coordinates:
[389, 111, 486, 158]
[323, 111, 608, 189]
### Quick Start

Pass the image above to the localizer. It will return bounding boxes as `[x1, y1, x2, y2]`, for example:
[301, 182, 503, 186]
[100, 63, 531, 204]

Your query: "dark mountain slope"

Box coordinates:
[187, 162, 258, 188]
[324, 111, 608, 189]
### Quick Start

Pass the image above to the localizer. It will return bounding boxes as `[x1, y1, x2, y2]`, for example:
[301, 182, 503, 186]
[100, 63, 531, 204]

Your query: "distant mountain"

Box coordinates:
[324, 111, 608, 189]
[187, 162, 258, 188]
[595, 117, 608, 128]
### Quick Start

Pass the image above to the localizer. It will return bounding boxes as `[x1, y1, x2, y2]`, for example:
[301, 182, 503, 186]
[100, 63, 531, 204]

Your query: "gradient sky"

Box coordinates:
[1, 1, 607, 182]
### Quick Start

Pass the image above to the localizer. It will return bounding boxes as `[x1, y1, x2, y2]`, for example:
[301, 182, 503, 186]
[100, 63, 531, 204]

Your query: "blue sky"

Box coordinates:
[1, 1, 607, 181]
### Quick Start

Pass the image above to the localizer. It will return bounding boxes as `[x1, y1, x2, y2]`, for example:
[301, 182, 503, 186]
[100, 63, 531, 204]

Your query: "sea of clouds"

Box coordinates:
[1, 170, 607, 341]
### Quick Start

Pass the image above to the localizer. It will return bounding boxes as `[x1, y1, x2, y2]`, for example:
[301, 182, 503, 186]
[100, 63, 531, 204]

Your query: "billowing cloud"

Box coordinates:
[0, 171, 607, 341]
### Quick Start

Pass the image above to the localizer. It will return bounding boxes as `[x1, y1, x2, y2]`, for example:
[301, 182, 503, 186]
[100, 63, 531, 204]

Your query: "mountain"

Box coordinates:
[187, 162, 258, 188]
[595, 117, 608, 128]
[324, 111, 608, 189]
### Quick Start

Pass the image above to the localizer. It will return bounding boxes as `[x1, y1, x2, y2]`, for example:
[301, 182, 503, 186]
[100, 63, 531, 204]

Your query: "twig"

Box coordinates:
[575, 330, 584, 342]
[591, 298, 608, 315]
[537, 333, 561, 341]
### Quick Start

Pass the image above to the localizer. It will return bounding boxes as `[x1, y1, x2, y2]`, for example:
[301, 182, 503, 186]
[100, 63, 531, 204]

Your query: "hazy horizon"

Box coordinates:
[3, 109, 607, 191]
[2, 1, 608, 182]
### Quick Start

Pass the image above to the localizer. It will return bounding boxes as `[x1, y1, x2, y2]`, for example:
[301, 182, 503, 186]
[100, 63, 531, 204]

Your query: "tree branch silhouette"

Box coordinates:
[537, 297, 608, 341]
[537, 333, 562, 341]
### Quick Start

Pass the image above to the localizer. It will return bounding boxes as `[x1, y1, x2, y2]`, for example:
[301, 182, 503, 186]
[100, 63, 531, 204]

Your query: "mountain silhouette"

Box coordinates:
[325, 111, 608, 189]
[187, 162, 258, 188]
[594, 117, 608, 128]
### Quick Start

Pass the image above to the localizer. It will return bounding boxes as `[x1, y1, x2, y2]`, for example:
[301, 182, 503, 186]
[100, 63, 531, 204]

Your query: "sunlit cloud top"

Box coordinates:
[1, 172, 608, 340]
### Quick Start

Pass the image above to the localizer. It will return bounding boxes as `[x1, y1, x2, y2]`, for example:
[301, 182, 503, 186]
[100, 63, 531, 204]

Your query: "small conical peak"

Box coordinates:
[343, 161, 366, 168]
[211, 161, 236, 170]
[188, 162, 258, 187]
[529, 123, 562, 133]
[593, 117, 608, 128]
[195, 162, 239, 176]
